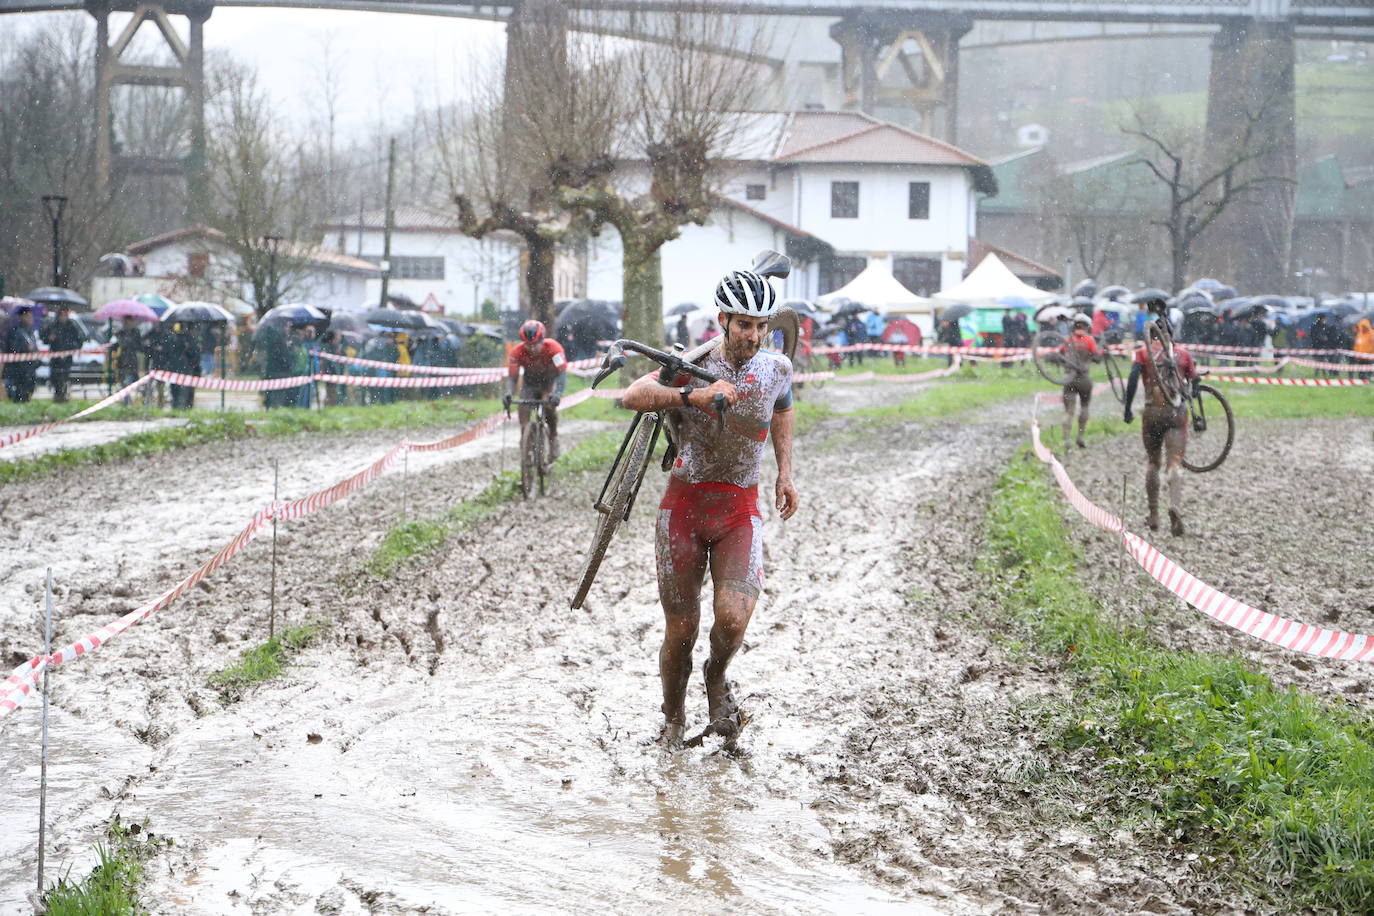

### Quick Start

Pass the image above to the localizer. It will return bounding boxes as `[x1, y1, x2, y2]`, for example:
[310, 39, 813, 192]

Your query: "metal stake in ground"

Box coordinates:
[1117, 473, 1127, 584]
[402, 447, 409, 522]
[37, 567, 53, 896]
[270, 458, 280, 639]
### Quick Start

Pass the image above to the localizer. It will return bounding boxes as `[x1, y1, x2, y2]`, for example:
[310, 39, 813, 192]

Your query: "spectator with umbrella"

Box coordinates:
[166, 321, 202, 409]
[3, 304, 40, 402]
[41, 303, 86, 403]
[111, 315, 146, 402]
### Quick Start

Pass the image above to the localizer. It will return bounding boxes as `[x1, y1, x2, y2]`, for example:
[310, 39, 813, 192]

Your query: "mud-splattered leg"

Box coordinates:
[1076, 387, 1091, 448]
[1142, 416, 1164, 531]
[1164, 423, 1187, 536]
[656, 512, 706, 746]
[701, 520, 762, 737]
[1061, 387, 1074, 450]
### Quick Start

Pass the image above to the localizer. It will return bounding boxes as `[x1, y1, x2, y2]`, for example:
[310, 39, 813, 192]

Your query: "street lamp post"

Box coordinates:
[41, 195, 67, 288]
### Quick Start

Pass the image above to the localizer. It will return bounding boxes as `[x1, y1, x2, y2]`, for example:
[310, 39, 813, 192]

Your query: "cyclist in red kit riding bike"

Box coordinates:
[504, 320, 568, 461]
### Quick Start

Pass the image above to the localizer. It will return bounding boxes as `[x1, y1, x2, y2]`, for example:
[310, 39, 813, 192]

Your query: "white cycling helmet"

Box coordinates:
[714, 270, 778, 318]
[1072, 313, 1092, 327]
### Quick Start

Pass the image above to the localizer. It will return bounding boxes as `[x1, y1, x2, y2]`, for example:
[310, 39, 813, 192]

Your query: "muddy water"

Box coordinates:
[0, 418, 189, 461]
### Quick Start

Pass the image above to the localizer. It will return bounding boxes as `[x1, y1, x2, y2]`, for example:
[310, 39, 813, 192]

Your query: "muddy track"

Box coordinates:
[0, 386, 1279, 913]
[1058, 415, 1374, 704]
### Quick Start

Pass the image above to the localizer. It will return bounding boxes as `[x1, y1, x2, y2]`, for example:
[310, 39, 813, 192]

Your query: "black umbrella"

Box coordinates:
[261, 303, 328, 329]
[938, 304, 974, 322]
[780, 298, 818, 316]
[1330, 301, 1361, 318]
[1097, 285, 1130, 302]
[1072, 279, 1099, 299]
[325, 312, 368, 334]
[366, 308, 432, 331]
[1130, 288, 1171, 305]
[1070, 296, 1095, 309]
[162, 302, 233, 323]
[833, 301, 869, 318]
[666, 302, 701, 316]
[26, 287, 89, 309]
[554, 300, 619, 360]
[438, 318, 472, 337]
[1183, 300, 1221, 314]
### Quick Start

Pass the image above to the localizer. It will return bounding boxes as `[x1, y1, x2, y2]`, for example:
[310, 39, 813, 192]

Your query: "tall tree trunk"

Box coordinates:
[526, 233, 556, 326]
[1172, 230, 1189, 293]
[619, 240, 663, 385]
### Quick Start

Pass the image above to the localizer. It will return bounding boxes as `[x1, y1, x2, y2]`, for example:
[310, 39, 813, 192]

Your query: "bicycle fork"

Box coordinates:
[594, 412, 661, 520]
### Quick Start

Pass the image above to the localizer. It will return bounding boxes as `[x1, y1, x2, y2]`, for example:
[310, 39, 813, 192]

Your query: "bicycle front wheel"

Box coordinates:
[534, 419, 547, 497]
[519, 423, 536, 499]
[1031, 330, 1073, 386]
[570, 414, 659, 609]
[1182, 383, 1235, 473]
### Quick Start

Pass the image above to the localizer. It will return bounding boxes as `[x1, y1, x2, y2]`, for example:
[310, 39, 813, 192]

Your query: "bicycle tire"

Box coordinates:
[519, 422, 536, 499]
[1182, 383, 1235, 473]
[1102, 346, 1126, 404]
[1144, 322, 1185, 407]
[534, 418, 547, 497]
[570, 414, 658, 609]
[1032, 330, 1074, 386]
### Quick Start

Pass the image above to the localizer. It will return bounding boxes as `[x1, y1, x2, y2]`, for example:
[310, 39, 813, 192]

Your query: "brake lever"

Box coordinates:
[592, 355, 625, 389]
[712, 392, 726, 433]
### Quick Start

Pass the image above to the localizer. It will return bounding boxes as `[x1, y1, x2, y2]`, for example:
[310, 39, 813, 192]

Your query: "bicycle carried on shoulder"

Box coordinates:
[1135, 300, 1235, 473]
[569, 250, 797, 610]
[1030, 306, 1128, 403]
[507, 398, 555, 498]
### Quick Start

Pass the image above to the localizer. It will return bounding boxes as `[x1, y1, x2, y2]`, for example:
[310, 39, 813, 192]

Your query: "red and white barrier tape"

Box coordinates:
[1210, 374, 1369, 386]
[0, 374, 154, 449]
[315, 350, 601, 377]
[1028, 403, 1374, 662]
[0, 345, 110, 364]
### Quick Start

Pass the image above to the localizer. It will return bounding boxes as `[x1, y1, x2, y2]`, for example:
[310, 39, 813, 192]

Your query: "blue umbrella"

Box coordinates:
[997, 295, 1032, 309]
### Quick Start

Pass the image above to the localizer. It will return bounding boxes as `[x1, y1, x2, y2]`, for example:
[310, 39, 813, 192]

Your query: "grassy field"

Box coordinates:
[984, 418, 1374, 910]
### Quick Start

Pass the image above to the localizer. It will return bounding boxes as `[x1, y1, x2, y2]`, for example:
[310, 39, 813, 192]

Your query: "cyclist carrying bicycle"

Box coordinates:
[621, 269, 799, 749]
[1123, 299, 1199, 537]
[1058, 313, 1100, 450]
[504, 320, 568, 460]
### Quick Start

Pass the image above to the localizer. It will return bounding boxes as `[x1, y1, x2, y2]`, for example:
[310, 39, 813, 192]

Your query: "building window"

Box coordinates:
[893, 257, 942, 297]
[365, 255, 445, 280]
[819, 255, 866, 294]
[908, 182, 931, 220]
[187, 251, 209, 278]
[830, 181, 859, 219]
[745, 183, 766, 201]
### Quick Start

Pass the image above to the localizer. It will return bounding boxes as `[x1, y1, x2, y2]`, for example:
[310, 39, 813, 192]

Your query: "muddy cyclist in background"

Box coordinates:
[621, 268, 799, 750]
[1123, 298, 1200, 536]
[1059, 313, 1100, 450]
[504, 320, 568, 461]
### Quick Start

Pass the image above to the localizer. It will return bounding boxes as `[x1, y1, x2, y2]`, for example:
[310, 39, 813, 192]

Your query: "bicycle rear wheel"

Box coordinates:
[1144, 322, 1185, 407]
[1031, 330, 1073, 386]
[1182, 383, 1234, 473]
[570, 414, 659, 609]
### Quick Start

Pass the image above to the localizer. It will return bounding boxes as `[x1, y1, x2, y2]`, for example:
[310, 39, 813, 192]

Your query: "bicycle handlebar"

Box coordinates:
[593, 338, 727, 432]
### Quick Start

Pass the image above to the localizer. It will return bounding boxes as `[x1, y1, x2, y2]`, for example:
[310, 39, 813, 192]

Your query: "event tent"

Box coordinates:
[932, 253, 1057, 308]
[817, 262, 936, 335]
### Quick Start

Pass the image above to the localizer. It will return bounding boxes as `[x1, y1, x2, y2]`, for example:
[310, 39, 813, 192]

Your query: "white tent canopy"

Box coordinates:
[817, 262, 935, 315]
[932, 253, 1057, 307]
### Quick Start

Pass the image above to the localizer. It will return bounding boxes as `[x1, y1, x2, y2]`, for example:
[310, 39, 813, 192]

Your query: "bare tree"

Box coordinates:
[556, 4, 772, 355]
[1122, 99, 1294, 292]
[200, 57, 320, 314]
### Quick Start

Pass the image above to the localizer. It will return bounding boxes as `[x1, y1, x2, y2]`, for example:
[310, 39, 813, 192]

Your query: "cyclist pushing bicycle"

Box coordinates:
[620, 268, 799, 750]
[504, 320, 568, 461]
[1123, 292, 1200, 536]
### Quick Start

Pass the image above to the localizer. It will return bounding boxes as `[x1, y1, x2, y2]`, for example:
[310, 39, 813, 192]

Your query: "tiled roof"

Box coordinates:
[125, 225, 379, 275]
[715, 196, 817, 241]
[969, 237, 1060, 280]
[775, 111, 989, 170]
[319, 204, 461, 232]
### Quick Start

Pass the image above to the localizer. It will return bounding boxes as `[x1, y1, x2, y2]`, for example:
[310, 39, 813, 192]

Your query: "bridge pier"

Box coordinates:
[88, 1, 212, 226]
[1196, 18, 1296, 292]
[828, 11, 971, 142]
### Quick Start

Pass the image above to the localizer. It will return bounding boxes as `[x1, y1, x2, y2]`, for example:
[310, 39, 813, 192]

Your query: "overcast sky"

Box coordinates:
[14, 9, 509, 137]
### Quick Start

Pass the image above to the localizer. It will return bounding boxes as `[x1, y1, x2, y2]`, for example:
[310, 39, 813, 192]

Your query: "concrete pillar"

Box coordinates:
[505, 0, 568, 125]
[91, 2, 112, 191]
[186, 5, 211, 221]
[828, 12, 971, 142]
[1195, 19, 1296, 292]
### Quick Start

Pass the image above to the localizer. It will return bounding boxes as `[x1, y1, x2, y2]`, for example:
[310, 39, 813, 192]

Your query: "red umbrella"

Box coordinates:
[882, 317, 922, 346]
[93, 299, 160, 323]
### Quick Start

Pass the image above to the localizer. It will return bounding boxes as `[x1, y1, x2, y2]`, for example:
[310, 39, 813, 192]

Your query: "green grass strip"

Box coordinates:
[983, 453, 1374, 910]
[0, 399, 499, 487]
[43, 816, 170, 915]
[207, 621, 323, 700]
[366, 429, 623, 577]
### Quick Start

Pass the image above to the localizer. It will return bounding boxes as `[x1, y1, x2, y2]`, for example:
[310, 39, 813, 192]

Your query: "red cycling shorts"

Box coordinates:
[655, 477, 764, 608]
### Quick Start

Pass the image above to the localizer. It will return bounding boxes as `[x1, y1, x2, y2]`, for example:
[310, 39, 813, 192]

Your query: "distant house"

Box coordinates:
[585, 109, 1001, 307]
[317, 205, 583, 316]
[95, 226, 380, 313]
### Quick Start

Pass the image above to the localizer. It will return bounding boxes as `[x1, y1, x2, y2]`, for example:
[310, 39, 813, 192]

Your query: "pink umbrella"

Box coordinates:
[93, 299, 160, 323]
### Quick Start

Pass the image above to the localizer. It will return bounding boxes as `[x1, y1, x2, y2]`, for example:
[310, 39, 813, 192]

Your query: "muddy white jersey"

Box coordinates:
[672, 349, 792, 488]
